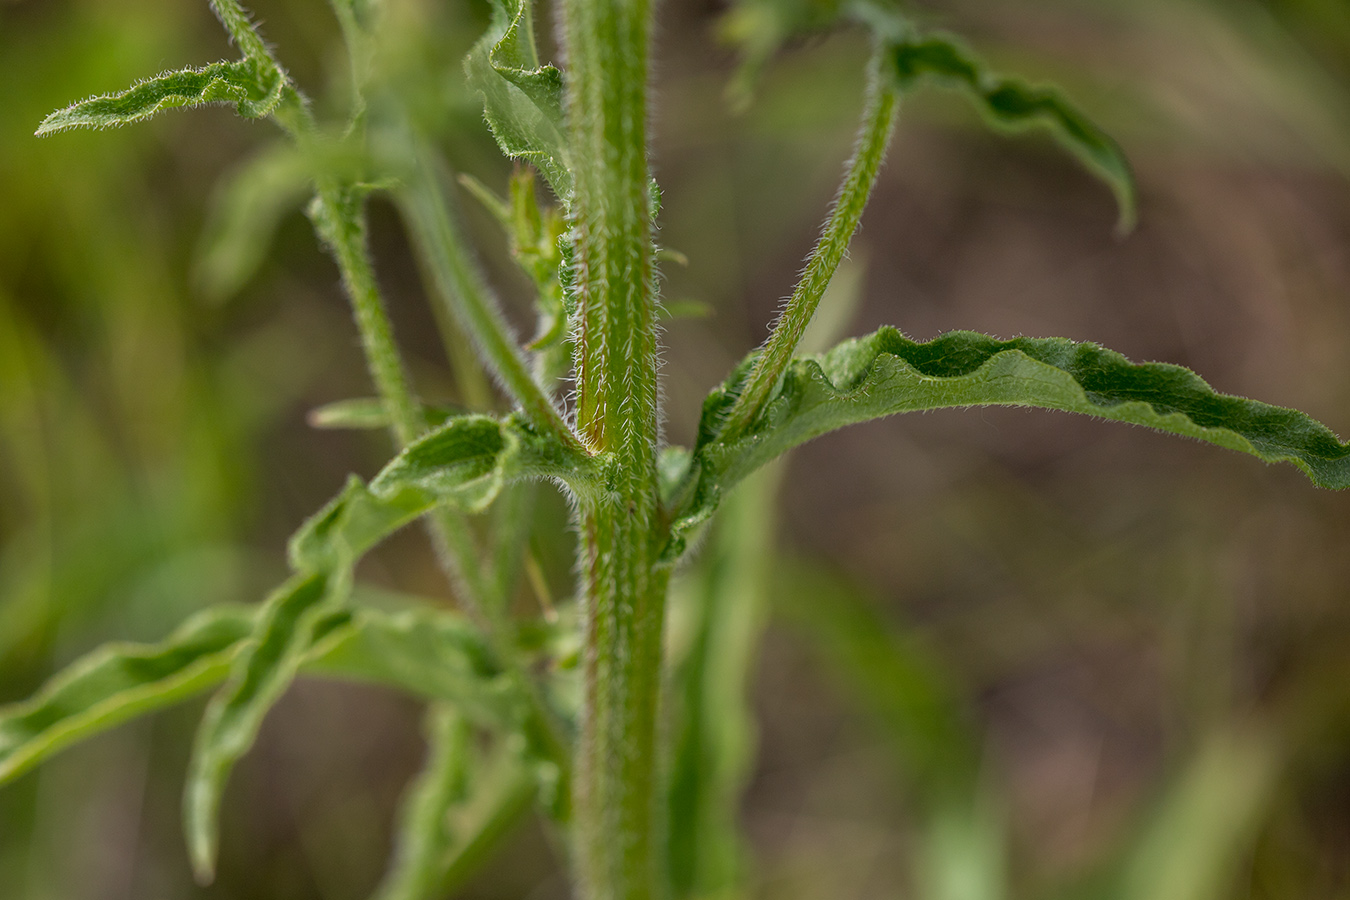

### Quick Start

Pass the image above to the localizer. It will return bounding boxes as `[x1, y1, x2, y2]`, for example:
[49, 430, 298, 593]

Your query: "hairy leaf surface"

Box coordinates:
[464, 0, 572, 198]
[667, 328, 1350, 558]
[36, 62, 286, 134]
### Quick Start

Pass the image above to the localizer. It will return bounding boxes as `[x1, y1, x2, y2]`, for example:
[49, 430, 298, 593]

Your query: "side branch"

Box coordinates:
[719, 49, 899, 441]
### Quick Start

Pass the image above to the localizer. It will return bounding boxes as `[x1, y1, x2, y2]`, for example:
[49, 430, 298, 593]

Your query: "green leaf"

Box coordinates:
[307, 398, 463, 431]
[0, 599, 544, 798]
[0, 606, 254, 786]
[306, 606, 516, 730]
[186, 572, 339, 882]
[36, 61, 286, 135]
[464, 0, 573, 199]
[884, 32, 1135, 232]
[368, 414, 519, 509]
[185, 412, 590, 879]
[371, 412, 600, 504]
[668, 327, 1350, 558]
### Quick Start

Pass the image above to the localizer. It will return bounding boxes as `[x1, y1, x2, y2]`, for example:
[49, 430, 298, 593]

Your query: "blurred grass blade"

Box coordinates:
[0, 607, 254, 787]
[196, 144, 313, 300]
[373, 732, 537, 900]
[1052, 729, 1279, 900]
[309, 397, 396, 430]
[36, 61, 286, 135]
[372, 705, 470, 900]
[668, 327, 1350, 558]
[1114, 731, 1277, 900]
[666, 464, 781, 899]
[464, 0, 572, 198]
[773, 561, 1003, 900]
[884, 32, 1135, 232]
[186, 572, 337, 882]
[308, 398, 465, 431]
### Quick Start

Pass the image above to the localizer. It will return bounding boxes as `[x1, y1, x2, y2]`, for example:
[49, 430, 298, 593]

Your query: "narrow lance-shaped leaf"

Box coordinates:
[36, 61, 286, 135]
[186, 413, 590, 881]
[884, 32, 1135, 232]
[464, 0, 572, 199]
[666, 327, 1350, 558]
[0, 607, 254, 786]
[0, 601, 533, 795]
[185, 572, 338, 882]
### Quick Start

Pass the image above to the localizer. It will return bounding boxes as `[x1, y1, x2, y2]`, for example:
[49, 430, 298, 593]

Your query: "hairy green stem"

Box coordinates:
[561, 0, 667, 897]
[312, 185, 426, 447]
[720, 52, 898, 441]
[396, 146, 580, 452]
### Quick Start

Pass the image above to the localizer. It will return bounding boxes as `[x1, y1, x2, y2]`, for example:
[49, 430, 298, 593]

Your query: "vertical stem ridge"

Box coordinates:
[562, 0, 666, 898]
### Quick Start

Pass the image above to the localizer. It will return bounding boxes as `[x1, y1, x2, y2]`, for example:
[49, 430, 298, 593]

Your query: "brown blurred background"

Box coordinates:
[2, 0, 1350, 897]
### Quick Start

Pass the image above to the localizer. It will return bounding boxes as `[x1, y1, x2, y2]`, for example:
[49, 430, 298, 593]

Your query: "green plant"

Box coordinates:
[3, 1, 1348, 899]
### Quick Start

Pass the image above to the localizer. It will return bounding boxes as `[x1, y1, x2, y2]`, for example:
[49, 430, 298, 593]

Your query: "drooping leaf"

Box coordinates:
[718, 2, 1133, 230]
[307, 606, 515, 730]
[0, 602, 537, 795]
[667, 328, 1350, 558]
[36, 61, 287, 135]
[0, 606, 254, 786]
[464, 0, 572, 198]
[307, 398, 463, 431]
[884, 32, 1135, 232]
[186, 412, 588, 880]
[186, 572, 338, 881]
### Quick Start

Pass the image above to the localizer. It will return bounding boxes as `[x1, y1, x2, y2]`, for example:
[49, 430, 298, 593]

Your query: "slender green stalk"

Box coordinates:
[396, 146, 580, 453]
[316, 176, 573, 814]
[561, 0, 667, 897]
[311, 185, 425, 447]
[719, 51, 898, 441]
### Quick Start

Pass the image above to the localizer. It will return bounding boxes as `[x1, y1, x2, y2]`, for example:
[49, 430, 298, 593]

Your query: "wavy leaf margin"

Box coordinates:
[665, 327, 1350, 558]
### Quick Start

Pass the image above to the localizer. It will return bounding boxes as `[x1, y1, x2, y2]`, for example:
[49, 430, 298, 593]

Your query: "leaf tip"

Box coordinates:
[184, 776, 221, 884]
